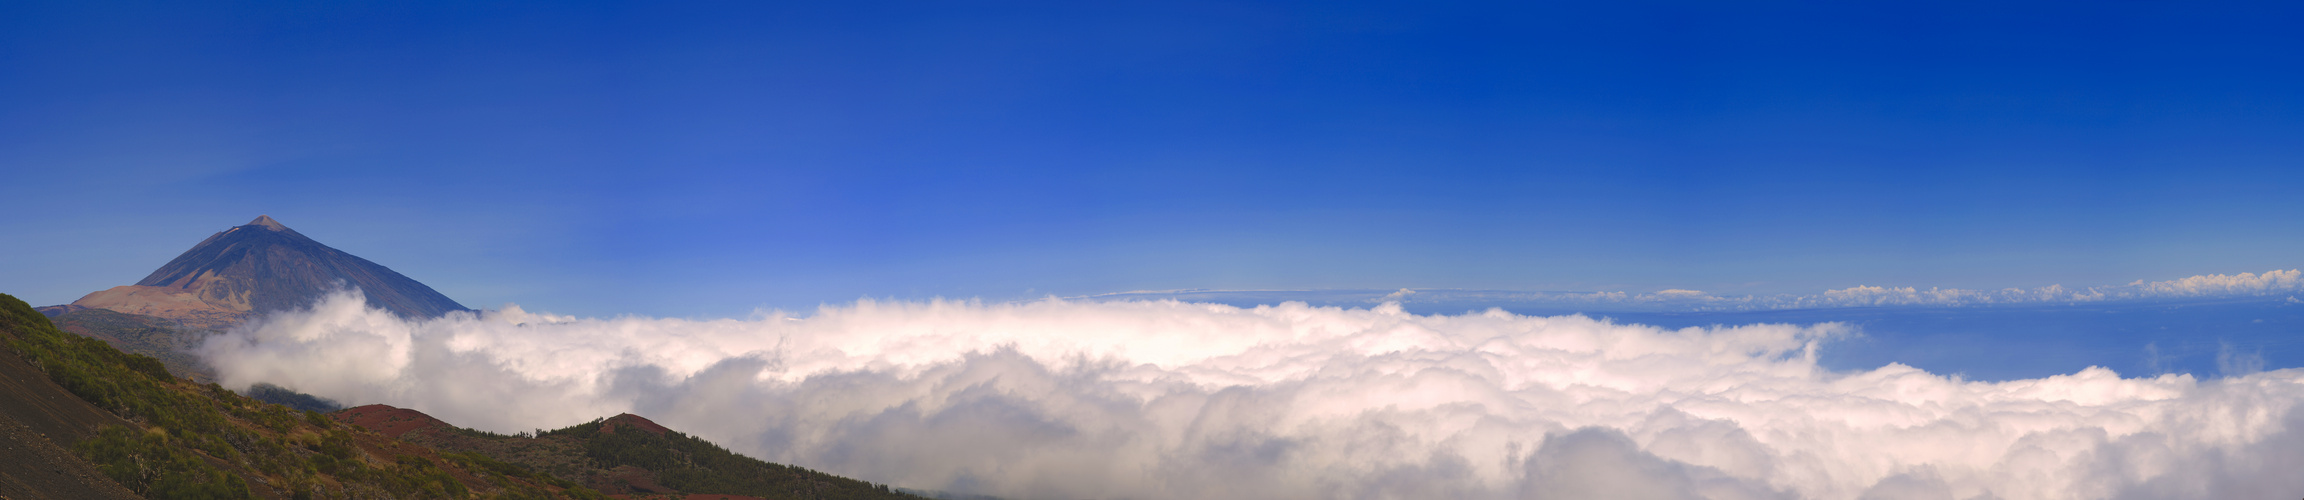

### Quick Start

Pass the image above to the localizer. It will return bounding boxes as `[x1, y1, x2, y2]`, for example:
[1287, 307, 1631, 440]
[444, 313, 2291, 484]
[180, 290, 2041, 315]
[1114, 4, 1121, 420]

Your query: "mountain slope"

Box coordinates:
[338, 405, 926, 500]
[69, 215, 468, 327]
[0, 296, 142, 500]
[10, 217, 928, 499]
[3, 292, 598, 499]
[40, 215, 472, 381]
[10, 291, 928, 500]
[44, 307, 218, 382]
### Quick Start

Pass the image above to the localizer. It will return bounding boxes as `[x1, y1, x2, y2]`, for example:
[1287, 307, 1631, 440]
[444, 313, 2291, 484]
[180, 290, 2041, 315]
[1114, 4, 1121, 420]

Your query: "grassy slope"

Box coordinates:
[2, 293, 604, 499]
[368, 411, 928, 500]
[549, 417, 919, 500]
[11, 293, 934, 500]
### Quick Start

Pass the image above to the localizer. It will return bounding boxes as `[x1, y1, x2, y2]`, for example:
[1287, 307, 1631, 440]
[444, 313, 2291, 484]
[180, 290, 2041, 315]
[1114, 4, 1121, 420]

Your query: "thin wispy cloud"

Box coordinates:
[202, 288, 2304, 499]
[1093, 269, 2304, 312]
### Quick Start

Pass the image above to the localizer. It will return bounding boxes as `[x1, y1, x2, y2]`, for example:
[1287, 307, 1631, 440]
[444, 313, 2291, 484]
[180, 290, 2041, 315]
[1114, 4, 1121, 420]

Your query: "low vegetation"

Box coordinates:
[247, 382, 346, 413]
[541, 418, 913, 499]
[2, 293, 603, 499]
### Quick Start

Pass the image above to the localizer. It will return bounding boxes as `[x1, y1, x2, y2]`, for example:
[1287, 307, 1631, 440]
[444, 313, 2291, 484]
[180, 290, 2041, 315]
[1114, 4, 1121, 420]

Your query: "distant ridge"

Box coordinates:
[65, 215, 467, 327]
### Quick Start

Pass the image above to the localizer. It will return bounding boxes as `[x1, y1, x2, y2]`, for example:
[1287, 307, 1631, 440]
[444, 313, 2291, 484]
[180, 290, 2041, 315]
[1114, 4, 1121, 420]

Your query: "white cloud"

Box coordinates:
[1625, 269, 2304, 310]
[203, 290, 2304, 500]
[1770, 269, 2302, 309]
[2217, 342, 2265, 378]
[1106, 269, 2304, 312]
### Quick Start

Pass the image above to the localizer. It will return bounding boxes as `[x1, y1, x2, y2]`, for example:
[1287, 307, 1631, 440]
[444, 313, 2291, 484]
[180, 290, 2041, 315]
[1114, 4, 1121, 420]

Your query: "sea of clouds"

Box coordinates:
[201, 289, 2304, 500]
[1094, 269, 2304, 312]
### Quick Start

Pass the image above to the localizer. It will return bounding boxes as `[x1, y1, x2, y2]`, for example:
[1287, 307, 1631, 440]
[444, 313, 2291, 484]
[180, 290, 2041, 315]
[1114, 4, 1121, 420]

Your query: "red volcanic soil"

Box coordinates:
[335, 404, 455, 438]
[601, 464, 675, 494]
[608, 495, 766, 500]
[601, 413, 671, 435]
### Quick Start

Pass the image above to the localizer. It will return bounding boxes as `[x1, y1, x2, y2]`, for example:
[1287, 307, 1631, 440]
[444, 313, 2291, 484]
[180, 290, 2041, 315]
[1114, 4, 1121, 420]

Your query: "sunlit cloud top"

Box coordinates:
[201, 289, 2304, 499]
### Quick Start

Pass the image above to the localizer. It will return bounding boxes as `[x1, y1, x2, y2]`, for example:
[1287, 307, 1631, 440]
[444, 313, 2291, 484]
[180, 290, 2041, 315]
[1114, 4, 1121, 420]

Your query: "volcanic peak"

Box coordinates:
[248, 214, 287, 230]
[65, 215, 469, 326]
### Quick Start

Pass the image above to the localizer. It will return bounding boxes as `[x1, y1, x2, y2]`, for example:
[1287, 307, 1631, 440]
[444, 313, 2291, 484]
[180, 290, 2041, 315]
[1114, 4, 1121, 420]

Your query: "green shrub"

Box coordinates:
[77, 425, 252, 499]
[304, 409, 335, 429]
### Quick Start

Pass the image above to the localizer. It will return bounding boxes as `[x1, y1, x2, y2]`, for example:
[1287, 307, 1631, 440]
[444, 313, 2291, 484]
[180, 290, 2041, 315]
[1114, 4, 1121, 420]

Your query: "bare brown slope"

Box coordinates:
[337, 404, 458, 439]
[0, 412, 143, 500]
[74, 215, 468, 322]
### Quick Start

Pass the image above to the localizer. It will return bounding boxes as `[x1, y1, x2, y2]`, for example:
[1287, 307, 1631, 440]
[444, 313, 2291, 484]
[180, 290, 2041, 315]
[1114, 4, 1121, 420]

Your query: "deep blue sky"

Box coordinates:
[3, 1, 2300, 318]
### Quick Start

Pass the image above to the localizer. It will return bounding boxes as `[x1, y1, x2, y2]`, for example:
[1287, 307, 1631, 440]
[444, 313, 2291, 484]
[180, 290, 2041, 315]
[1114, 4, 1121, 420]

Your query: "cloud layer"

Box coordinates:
[202, 291, 2304, 500]
[1094, 269, 2304, 312]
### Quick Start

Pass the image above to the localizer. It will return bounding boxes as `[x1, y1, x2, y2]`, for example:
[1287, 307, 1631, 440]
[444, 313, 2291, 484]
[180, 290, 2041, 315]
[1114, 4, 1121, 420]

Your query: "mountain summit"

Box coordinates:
[66, 215, 468, 327]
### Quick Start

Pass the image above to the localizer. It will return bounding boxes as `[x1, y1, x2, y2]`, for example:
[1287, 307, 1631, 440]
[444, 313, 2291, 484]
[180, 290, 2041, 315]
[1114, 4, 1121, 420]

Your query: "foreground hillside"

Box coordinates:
[336, 406, 920, 499]
[3, 293, 603, 498]
[0, 298, 139, 499]
[3, 292, 931, 500]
